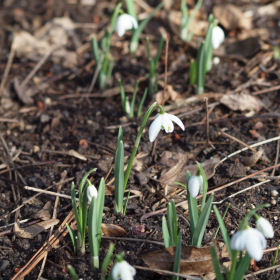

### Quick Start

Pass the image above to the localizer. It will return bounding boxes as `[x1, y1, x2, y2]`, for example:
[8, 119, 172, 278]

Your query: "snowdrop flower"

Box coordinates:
[212, 26, 225, 49]
[230, 227, 266, 261]
[149, 113, 185, 142]
[87, 184, 98, 203]
[115, 14, 138, 37]
[256, 217, 274, 238]
[188, 175, 203, 197]
[112, 260, 136, 280]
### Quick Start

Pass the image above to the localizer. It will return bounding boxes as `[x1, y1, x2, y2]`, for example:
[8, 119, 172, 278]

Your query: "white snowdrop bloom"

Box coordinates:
[115, 14, 138, 37]
[212, 26, 225, 49]
[256, 217, 274, 238]
[112, 260, 136, 280]
[149, 113, 185, 142]
[213, 56, 220, 65]
[188, 175, 203, 197]
[230, 227, 266, 261]
[87, 184, 98, 203]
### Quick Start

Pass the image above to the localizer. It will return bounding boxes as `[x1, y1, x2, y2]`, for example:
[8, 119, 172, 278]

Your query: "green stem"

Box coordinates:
[123, 102, 158, 189]
[229, 250, 238, 280]
[77, 231, 85, 255]
[91, 256, 99, 269]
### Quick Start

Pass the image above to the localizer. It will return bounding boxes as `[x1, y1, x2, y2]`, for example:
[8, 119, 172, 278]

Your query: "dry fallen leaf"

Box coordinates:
[14, 219, 59, 239]
[220, 93, 262, 116]
[213, 4, 252, 30]
[142, 243, 230, 279]
[68, 150, 87, 161]
[101, 224, 127, 237]
[31, 201, 52, 221]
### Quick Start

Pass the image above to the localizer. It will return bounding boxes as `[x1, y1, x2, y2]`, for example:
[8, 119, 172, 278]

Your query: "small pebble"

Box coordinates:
[271, 198, 277, 205]
[0, 260, 9, 271]
[271, 190, 279, 197]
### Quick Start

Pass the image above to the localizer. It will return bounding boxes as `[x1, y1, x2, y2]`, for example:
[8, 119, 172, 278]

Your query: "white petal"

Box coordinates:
[162, 114, 174, 133]
[114, 14, 138, 37]
[246, 228, 266, 261]
[212, 26, 225, 49]
[230, 231, 246, 251]
[166, 113, 185, 131]
[188, 176, 200, 197]
[149, 114, 163, 142]
[112, 263, 121, 280]
[87, 184, 98, 203]
[256, 217, 274, 238]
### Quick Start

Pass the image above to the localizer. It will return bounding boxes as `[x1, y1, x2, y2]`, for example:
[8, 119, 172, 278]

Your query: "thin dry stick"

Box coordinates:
[11, 210, 76, 280]
[252, 84, 280, 96]
[0, 43, 15, 105]
[219, 135, 280, 165]
[244, 264, 280, 279]
[21, 45, 59, 88]
[37, 171, 67, 279]
[220, 130, 257, 152]
[0, 177, 74, 220]
[161, 34, 169, 107]
[270, 133, 280, 176]
[24, 186, 75, 200]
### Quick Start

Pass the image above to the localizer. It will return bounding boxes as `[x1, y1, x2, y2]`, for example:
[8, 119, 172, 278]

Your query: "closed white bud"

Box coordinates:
[87, 184, 98, 203]
[256, 217, 274, 238]
[188, 175, 203, 197]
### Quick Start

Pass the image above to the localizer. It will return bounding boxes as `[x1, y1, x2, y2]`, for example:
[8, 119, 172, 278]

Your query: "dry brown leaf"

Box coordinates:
[170, 158, 221, 186]
[31, 201, 52, 221]
[101, 224, 127, 237]
[142, 243, 230, 279]
[213, 4, 252, 30]
[220, 93, 262, 116]
[14, 219, 59, 239]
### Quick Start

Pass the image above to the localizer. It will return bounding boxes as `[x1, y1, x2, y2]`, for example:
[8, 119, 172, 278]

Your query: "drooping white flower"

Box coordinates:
[149, 113, 185, 142]
[87, 184, 98, 203]
[230, 227, 266, 261]
[188, 175, 203, 197]
[112, 260, 136, 280]
[256, 217, 274, 238]
[212, 26, 225, 49]
[115, 14, 138, 37]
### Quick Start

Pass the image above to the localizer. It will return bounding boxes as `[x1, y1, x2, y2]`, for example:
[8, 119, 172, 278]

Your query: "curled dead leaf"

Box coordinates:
[14, 219, 59, 239]
[220, 93, 262, 116]
[68, 150, 87, 161]
[141, 243, 230, 279]
[101, 224, 127, 237]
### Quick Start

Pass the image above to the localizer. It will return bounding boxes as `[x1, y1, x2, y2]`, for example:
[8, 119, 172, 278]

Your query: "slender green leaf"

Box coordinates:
[192, 193, 214, 247]
[137, 88, 148, 117]
[114, 140, 124, 213]
[71, 182, 82, 235]
[66, 223, 77, 254]
[67, 265, 79, 280]
[162, 216, 171, 248]
[189, 59, 196, 86]
[234, 252, 251, 279]
[123, 188, 131, 215]
[130, 1, 164, 53]
[146, 37, 151, 61]
[196, 41, 205, 95]
[79, 168, 97, 208]
[129, 80, 139, 118]
[187, 191, 199, 239]
[91, 37, 100, 63]
[118, 79, 126, 110]
[168, 200, 177, 246]
[154, 36, 164, 70]
[109, 3, 122, 36]
[197, 162, 208, 213]
[81, 182, 89, 239]
[210, 244, 224, 280]
[101, 243, 114, 280]
[273, 246, 279, 266]
[172, 229, 182, 280]
[125, 0, 137, 20]
[213, 205, 232, 258]
[213, 203, 230, 239]
[97, 178, 105, 244]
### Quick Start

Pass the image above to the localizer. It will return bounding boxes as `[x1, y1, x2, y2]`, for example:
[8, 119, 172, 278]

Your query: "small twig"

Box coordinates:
[21, 45, 59, 88]
[0, 42, 15, 105]
[204, 98, 210, 148]
[37, 171, 67, 279]
[252, 84, 280, 96]
[244, 264, 280, 279]
[220, 130, 257, 153]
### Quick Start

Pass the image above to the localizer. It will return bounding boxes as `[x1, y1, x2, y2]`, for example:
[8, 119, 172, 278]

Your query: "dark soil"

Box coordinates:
[0, 0, 280, 279]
